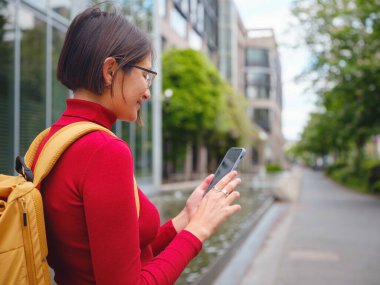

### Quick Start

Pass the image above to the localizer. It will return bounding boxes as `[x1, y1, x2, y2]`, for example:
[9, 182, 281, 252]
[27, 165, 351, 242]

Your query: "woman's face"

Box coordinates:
[110, 55, 152, 122]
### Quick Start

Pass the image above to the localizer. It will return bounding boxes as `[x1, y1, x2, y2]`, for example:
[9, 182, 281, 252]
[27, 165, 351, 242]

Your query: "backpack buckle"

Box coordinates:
[15, 156, 34, 182]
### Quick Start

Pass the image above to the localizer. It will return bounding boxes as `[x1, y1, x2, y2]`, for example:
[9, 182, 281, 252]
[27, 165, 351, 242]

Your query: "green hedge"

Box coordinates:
[266, 164, 282, 173]
[326, 160, 380, 194]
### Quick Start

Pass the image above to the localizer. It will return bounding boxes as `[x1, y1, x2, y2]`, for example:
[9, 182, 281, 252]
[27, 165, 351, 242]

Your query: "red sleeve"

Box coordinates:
[151, 220, 178, 256]
[142, 230, 202, 283]
[82, 137, 202, 285]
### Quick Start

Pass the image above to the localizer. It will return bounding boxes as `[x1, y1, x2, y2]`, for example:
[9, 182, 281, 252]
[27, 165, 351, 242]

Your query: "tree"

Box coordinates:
[162, 49, 224, 144]
[162, 49, 255, 177]
[292, 0, 380, 169]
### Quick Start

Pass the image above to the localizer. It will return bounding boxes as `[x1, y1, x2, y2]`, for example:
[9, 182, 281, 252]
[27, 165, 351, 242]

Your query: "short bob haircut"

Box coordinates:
[57, 6, 153, 95]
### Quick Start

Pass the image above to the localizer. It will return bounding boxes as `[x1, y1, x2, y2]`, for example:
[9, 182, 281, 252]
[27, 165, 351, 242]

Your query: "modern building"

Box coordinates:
[213, 1, 284, 167]
[159, 0, 219, 62]
[217, 0, 246, 94]
[245, 29, 284, 165]
[0, 0, 161, 193]
[159, 0, 285, 170]
[217, 0, 265, 169]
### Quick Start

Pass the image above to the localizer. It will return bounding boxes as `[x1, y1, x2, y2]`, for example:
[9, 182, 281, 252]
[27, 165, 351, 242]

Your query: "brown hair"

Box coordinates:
[57, 6, 153, 95]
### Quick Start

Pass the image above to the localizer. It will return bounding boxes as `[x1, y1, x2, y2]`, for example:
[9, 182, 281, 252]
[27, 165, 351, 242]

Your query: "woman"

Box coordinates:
[33, 6, 242, 285]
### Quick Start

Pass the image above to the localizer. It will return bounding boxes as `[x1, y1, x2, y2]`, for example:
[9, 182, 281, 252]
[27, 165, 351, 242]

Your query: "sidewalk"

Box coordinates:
[239, 168, 380, 285]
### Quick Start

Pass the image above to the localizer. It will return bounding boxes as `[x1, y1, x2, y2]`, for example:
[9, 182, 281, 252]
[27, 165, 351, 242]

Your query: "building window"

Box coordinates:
[189, 29, 202, 50]
[170, 8, 187, 38]
[174, 0, 189, 18]
[246, 86, 271, 99]
[196, 1, 204, 33]
[0, 1, 15, 174]
[190, 0, 197, 24]
[204, 0, 217, 51]
[50, 0, 71, 19]
[245, 71, 271, 99]
[246, 86, 255, 99]
[246, 48, 269, 67]
[133, 102, 153, 179]
[52, 27, 70, 122]
[246, 72, 270, 86]
[254, 108, 271, 132]
[257, 86, 270, 99]
[19, 7, 47, 156]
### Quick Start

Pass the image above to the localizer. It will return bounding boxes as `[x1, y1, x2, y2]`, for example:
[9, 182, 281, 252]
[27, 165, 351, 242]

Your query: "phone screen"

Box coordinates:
[206, 147, 246, 192]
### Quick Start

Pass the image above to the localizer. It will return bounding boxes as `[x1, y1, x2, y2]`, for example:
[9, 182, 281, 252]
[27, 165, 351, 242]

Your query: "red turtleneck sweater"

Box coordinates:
[33, 99, 202, 285]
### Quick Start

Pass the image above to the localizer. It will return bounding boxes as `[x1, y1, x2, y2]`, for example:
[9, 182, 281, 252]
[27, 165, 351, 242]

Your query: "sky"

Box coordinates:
[234, 0, 317, 142]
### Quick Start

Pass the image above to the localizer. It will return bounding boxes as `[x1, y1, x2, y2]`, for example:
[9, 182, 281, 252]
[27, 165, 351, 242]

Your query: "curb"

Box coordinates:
[210, 201, 288, 285]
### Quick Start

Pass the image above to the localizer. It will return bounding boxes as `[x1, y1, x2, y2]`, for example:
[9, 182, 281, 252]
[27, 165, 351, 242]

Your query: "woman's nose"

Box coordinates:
[143, 88, 151, 100]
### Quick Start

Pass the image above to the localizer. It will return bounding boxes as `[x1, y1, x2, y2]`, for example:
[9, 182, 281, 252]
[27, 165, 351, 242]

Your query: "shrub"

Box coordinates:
[266, 164, 282, 173]
[369, 180, 380, 194]
[325, 161, 346, 175]
[367, 163, 380, 194]
[326, 160, 378, 194]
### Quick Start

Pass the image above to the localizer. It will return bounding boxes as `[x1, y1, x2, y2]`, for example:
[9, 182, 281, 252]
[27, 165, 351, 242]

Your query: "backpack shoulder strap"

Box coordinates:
[24, 128, 51, 168]
[30, 121, 140, 217]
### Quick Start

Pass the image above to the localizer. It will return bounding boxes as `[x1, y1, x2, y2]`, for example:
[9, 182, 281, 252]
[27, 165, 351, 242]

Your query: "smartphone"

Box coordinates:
[206, 147, 246, 192]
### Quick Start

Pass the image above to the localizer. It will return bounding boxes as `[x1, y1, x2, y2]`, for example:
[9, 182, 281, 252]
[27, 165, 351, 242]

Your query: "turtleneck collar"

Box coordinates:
[60, 99, 117, 129]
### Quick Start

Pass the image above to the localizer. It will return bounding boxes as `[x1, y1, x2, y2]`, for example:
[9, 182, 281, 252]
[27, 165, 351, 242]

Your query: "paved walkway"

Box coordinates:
[240, 168, 380, 285]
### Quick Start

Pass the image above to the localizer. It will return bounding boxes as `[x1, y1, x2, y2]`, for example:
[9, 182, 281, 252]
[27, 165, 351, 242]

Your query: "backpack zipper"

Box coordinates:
[21, 198, 27, 226]
[20, 197, 37, 285]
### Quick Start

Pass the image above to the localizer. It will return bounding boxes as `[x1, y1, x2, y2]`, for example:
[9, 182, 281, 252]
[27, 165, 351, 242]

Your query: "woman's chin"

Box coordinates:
[123, 114, 137, 122]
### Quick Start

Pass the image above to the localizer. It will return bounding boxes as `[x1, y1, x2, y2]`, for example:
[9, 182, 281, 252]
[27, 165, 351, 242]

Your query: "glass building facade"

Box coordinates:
[245, 47, 271, 100]
[0, 0, 159, 189]
[162, 0, 217, 55]
[245, 47, 272, 132]
[244, 31, 284, 165]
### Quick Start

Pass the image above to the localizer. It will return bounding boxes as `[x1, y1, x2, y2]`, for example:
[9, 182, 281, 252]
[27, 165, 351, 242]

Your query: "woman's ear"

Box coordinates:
[103, 57, 117, 87]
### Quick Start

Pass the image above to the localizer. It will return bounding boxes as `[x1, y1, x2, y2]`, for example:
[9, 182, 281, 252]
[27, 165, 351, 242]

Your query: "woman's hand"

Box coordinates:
[172, 174, 214, 233]
[184, 171, 242, 242]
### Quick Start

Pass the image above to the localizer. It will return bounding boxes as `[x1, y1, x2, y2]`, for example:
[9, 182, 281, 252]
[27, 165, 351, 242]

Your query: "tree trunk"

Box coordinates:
[163, 139, 172, 179]
[196, 145, 208, 178]
[354, 140, 365, 174]
[184, 143, 193, 181]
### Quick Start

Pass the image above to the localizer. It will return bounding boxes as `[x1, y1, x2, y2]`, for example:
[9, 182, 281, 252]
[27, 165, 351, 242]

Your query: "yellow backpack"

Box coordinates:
[0, 122, 139, 285]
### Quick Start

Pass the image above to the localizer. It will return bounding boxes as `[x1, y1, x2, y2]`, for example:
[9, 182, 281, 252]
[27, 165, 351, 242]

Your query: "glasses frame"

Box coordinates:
[128, 65, 157, 88]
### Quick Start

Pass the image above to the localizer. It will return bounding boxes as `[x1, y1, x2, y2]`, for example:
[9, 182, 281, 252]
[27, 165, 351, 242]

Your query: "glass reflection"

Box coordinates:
[0, 1, 15, 173]
[119, 0, 154, 183]
[19, 7, 46, 155]
[50, 0, 71, 19]
[170, 8, 187, 38]
[24, 0, 47, 10]
[52, 27, 69, 122]
[0, 0, 154, 183]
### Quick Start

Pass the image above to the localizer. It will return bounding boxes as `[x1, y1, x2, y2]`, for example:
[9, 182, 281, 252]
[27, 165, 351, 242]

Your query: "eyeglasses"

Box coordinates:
[128, 65, 157, 88]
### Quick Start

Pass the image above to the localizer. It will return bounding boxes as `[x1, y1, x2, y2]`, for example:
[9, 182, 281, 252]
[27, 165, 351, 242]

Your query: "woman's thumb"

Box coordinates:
[199, 174, 214, 192]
